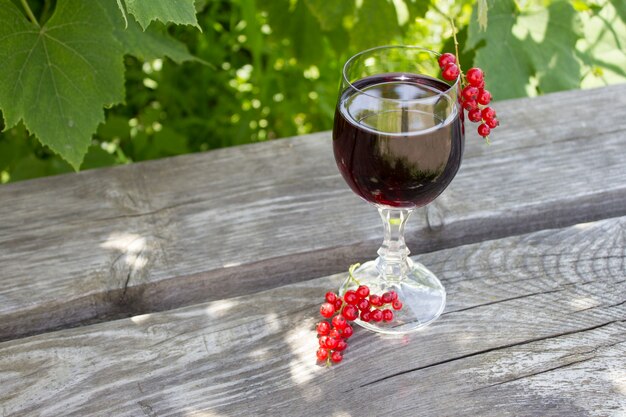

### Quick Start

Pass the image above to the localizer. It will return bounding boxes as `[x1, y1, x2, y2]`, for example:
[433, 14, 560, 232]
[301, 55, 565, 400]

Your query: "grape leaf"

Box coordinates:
[0, 0, 125, 169]
[469, 0, 585, 99]
[122, 0, 200, 30]
[467, 0, 533, 100]
[114, 15, 197, 64]
[522, 1, 582, 93]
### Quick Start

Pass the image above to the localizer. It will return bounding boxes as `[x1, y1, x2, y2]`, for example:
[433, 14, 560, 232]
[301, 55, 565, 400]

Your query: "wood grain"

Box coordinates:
[1, 85, 626, 341]
[0, 217, 624, 416]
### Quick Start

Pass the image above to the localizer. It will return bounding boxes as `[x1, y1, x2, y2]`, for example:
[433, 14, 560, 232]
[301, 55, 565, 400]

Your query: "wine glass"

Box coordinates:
[333, 45, 463, 334]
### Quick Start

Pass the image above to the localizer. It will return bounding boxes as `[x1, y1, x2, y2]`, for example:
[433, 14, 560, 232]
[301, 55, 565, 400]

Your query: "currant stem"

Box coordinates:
[348, 263, 362, 286]
[20, 0, 39, 26]
[449, 17, 466, 85]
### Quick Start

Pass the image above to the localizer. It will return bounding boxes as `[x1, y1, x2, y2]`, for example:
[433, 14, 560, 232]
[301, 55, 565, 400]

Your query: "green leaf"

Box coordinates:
[467, 0, 533, 99]
[81, 144, 118, 170]
[305, 0, 355, 31]
[0, 127, 29, 171]
[404, 0, 429, 21]
[468, 0, 586, 98]
[476, 0, 488, 30]
[239, 0, 262, 77]
[577, 0, 626, 87]
[351, 0, 402, 51]
[289, 0, 325, 65]
[123, 0, 200, 30]
[609, 0, 626, 24]
[97, 114, 130, 141]
[521, 1, 582, 93]
[116, 17, 197, 64]
[256, 0, 324, 64]
[152, 127, 188, 155]
[0, 0, 125, 169]
[10, 154, 72, 182]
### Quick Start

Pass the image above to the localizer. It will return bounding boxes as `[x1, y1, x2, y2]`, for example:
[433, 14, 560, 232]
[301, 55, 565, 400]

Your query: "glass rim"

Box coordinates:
[341, 45, 460, 103]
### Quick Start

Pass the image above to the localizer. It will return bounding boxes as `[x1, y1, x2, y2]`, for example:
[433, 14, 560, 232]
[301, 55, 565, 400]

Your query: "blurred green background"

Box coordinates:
[0, 0, 624, 183]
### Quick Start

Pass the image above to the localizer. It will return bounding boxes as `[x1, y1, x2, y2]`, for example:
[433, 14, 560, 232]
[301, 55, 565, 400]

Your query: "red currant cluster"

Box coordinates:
[439, 52, 499, 141]
[316, 266, 403, 365]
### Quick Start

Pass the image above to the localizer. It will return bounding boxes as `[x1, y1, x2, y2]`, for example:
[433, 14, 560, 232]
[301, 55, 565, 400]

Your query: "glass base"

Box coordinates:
[339, 259, 446, 335]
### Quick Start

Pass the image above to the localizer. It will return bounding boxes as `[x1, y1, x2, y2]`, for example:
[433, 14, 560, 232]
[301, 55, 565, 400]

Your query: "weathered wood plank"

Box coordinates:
[0, 217, 624, 416]
[1, 85, 626, 341]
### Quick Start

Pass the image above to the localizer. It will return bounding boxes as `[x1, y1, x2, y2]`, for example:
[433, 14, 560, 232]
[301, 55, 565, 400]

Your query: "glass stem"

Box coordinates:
[376, 207, 413, 283]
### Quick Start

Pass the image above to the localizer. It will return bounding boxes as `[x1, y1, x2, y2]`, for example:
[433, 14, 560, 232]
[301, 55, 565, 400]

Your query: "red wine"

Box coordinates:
[333, 73, 464, 208]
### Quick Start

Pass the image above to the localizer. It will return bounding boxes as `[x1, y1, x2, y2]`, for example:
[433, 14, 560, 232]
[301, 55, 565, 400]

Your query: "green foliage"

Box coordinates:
[0, 0, 625, 183]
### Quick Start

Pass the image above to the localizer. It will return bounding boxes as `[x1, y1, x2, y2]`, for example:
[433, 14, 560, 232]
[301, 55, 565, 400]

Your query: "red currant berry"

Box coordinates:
[329, 329, 341, 339]
[463, 99, 478, 111]
[331, 315, 347, 330]
[344, 290, 358, 305]
[485, 118, 499, 129]
[335, 340, 347, 352]
[475, 79, 485, 89]
[442, 63, 460, 81]
[477, 123, 491, 137]
[342, 324, 354, 338]
[325, 292, 337, 304]
[369, 294, 382, 307]
[468, 108, 482, 123]
[382, 309, 394, 322]
[318, 336, 328, 347]
[371, 309, 383, 322]
[320, 302, 335, 318]
[462, 86, 479, 101]
[389, 290, 398, 301]
[466, 67, 484, 86]
[477, 89, 492, 105]
[316, 321, 330, 335]
[438, 52, 456, 68]
[331, 351, 343, 363]
[341, 305, 359, 321]
[334, 298, 343, 311]
[356, 285, 370, 299]
[392, 299, 403, 310]
[357, 298, 370, 312]
[360, 310, 371, 322]
[382, 292, 393, 304]
[481, 107, 496, 121]
[325, 336, 338, 350]
[316, 348, 328, 361]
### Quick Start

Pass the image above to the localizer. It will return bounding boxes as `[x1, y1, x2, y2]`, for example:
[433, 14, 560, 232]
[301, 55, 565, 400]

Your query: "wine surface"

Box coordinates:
[333, 73, 464, 208]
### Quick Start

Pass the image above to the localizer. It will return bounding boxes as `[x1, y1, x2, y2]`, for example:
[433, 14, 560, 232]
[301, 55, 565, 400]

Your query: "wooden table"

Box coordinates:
[1, 85, 625, 416]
